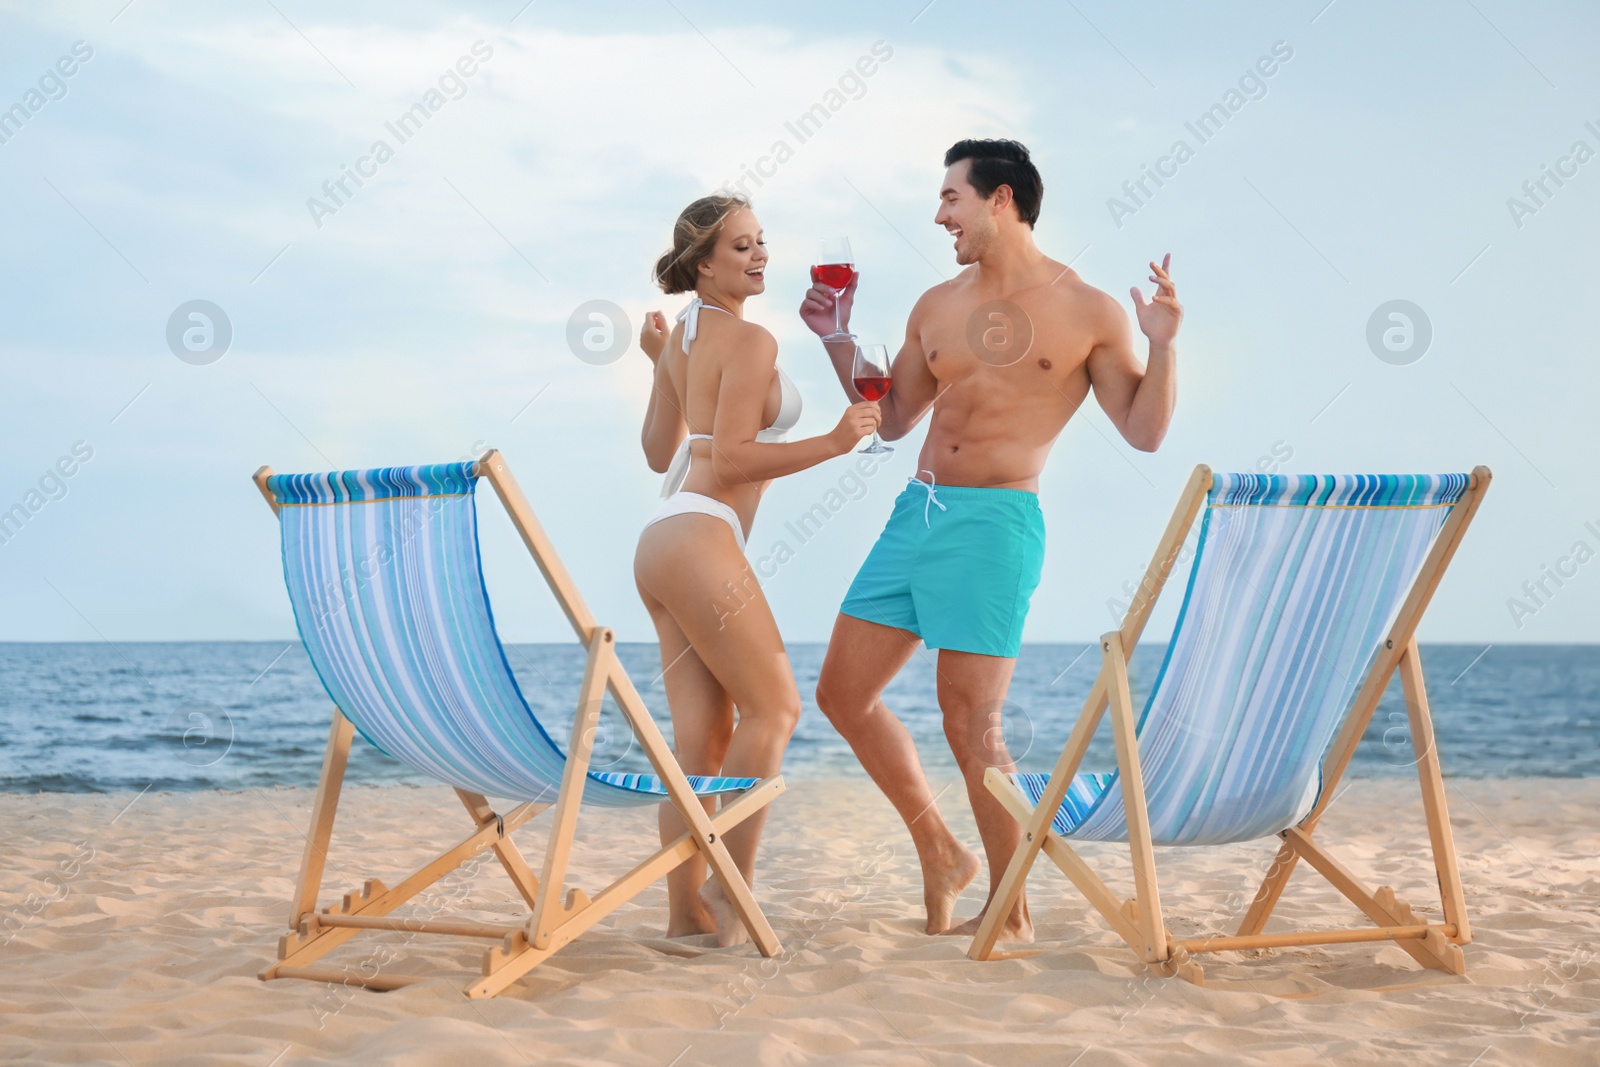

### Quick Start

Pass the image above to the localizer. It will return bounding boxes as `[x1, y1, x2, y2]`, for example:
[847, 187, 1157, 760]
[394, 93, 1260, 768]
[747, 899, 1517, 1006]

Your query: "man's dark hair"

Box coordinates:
[943, 138, 1042, 227]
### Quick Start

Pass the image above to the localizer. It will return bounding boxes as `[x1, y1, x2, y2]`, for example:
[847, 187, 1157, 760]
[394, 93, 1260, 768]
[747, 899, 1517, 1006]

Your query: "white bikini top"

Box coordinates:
[659, 297, 803, 498]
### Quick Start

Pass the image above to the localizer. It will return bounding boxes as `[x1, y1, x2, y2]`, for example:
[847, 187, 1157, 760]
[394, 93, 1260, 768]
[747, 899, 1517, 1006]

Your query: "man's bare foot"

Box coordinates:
[698, 878, 752, 948]
[922, 842, 982, 934]
[947, 906, 1034, 944]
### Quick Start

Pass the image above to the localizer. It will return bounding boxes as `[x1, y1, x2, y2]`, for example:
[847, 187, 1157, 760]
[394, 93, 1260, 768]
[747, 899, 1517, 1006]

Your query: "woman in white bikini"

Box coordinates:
[635, 194, 880, 945]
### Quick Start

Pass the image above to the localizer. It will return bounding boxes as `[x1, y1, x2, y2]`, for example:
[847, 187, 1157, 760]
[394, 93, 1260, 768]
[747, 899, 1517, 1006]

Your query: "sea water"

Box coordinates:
[0, 642, 1594, 793]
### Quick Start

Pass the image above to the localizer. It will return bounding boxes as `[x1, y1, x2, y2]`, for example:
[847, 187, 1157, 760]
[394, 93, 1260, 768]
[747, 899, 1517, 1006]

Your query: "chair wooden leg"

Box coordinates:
[968, 768, 1049, 961]
[1237, 839, 1300, 936]
[525, 627, 783, 957]
[475, 449, 601, 643]
[1283, 828, 1464, 974]
[1399, 641, 1470, 944]
[456, 789, 543, 911]
[1104, 633, 1169, 965]
[972, 634, 1176, 970]
[969, 655, 1120, 961]
[471, 775, 785, 998]
[529, 631, 608, 949]
[980, 765, 1205, 983]
[289, 708, 355, 930]
[981, 770, 1141, 952]
[261, 798, 545, 979]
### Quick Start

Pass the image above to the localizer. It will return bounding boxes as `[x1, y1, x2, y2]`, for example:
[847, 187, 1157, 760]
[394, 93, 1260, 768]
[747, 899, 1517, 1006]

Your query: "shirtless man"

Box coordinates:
[800, 138, 1182, 941]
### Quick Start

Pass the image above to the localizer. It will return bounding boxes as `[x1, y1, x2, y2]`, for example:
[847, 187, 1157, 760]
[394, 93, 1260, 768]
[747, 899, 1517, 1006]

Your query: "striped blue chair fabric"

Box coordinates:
[269, 461, 756, 806]
[1014, 473, 1471, 846]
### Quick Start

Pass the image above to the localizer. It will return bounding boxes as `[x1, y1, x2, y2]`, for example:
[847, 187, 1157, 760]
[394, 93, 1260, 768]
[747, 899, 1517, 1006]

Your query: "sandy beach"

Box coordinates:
[3, 776, 1597, 1065]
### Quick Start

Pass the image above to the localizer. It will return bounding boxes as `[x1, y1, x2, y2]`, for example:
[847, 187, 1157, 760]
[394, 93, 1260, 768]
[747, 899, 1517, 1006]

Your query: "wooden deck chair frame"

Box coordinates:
[251, 449, 784, 998]
[968, 463, 1492, 986]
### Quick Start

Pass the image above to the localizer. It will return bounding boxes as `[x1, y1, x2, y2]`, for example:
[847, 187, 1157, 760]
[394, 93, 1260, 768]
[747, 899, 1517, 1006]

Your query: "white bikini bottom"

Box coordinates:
[641, 491, 746, 552]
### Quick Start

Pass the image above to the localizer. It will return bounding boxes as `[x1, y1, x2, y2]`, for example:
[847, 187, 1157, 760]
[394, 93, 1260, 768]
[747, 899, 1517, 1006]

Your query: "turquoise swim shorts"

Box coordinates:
[839, 477, 1046, 658]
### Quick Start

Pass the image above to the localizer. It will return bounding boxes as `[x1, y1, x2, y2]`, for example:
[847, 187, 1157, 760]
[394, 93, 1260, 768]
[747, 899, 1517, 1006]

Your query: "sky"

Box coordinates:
[1, 0, 1597, 646]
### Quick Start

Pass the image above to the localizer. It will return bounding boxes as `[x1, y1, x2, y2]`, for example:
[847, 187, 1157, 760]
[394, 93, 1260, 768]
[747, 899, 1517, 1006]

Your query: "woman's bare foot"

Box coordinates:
[947, 905, 1034, 943]
[921, 842, 982, 934]
[698, 878, 752, 948]
[664, 903, 718, 939]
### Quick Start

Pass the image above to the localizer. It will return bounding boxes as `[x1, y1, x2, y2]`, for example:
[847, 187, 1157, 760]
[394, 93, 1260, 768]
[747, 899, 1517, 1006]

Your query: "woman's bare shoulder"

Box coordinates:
[701, 315, 777, 367]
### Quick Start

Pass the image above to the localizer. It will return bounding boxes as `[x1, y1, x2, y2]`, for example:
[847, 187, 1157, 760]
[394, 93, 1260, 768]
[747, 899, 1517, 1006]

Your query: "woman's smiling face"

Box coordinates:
[699, 208, 767, 297]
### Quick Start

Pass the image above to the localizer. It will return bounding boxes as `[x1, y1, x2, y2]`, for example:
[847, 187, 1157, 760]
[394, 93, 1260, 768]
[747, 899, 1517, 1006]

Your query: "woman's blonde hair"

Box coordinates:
[653, 193, 751, 295]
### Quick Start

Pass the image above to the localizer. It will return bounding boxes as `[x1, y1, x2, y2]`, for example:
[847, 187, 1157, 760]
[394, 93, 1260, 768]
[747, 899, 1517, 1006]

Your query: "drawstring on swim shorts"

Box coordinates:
[909, 470, 947, 527]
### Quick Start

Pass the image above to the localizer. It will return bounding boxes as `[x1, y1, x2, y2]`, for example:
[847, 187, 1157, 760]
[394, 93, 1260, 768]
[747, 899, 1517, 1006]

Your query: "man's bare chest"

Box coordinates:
[920, 295, 1095, 381]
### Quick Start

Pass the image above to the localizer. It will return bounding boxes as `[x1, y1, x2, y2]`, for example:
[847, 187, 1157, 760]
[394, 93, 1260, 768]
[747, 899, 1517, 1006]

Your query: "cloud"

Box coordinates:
[6, 2, 1582, 642]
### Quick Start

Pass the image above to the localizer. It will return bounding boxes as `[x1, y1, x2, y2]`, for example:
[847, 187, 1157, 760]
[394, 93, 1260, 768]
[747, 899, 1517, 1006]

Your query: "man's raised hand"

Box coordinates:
[1130, 253, 1182, 348]
[800, 273, 858, 340]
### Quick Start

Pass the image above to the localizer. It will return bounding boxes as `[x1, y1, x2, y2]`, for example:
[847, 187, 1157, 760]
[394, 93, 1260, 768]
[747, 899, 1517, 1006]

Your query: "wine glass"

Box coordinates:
[812, 237, 857, 342]
[851, 343, 893, 455]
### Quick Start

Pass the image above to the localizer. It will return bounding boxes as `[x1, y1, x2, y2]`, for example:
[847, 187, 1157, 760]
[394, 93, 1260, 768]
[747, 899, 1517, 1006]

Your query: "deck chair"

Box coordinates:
[251, 449, 784, 999]
[968, 464, 1491, 985]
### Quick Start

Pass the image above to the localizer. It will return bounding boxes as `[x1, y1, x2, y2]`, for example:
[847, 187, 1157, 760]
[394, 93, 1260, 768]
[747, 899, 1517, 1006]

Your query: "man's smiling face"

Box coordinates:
[934, 159, 1000, 266]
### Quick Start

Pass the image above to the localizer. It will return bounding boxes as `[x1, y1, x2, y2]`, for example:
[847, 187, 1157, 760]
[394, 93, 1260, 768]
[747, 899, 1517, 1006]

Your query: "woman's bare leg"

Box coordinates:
[636, 575, 731, 937]
[636, 514, 801, 946]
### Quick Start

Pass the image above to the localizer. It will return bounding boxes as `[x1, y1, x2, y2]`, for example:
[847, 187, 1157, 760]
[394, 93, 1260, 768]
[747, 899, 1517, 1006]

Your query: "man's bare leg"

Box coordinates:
[935, 648, 1033, 943]
[815, 613, 981, 934]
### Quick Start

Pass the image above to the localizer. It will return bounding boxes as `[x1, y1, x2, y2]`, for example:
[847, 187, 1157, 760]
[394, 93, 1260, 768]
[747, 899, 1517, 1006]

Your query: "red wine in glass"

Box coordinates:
[852, 344, 893, 454]
[811, 263, 858, 291]
[815, 237, 856, 342]
[852, 375, 892, 402]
